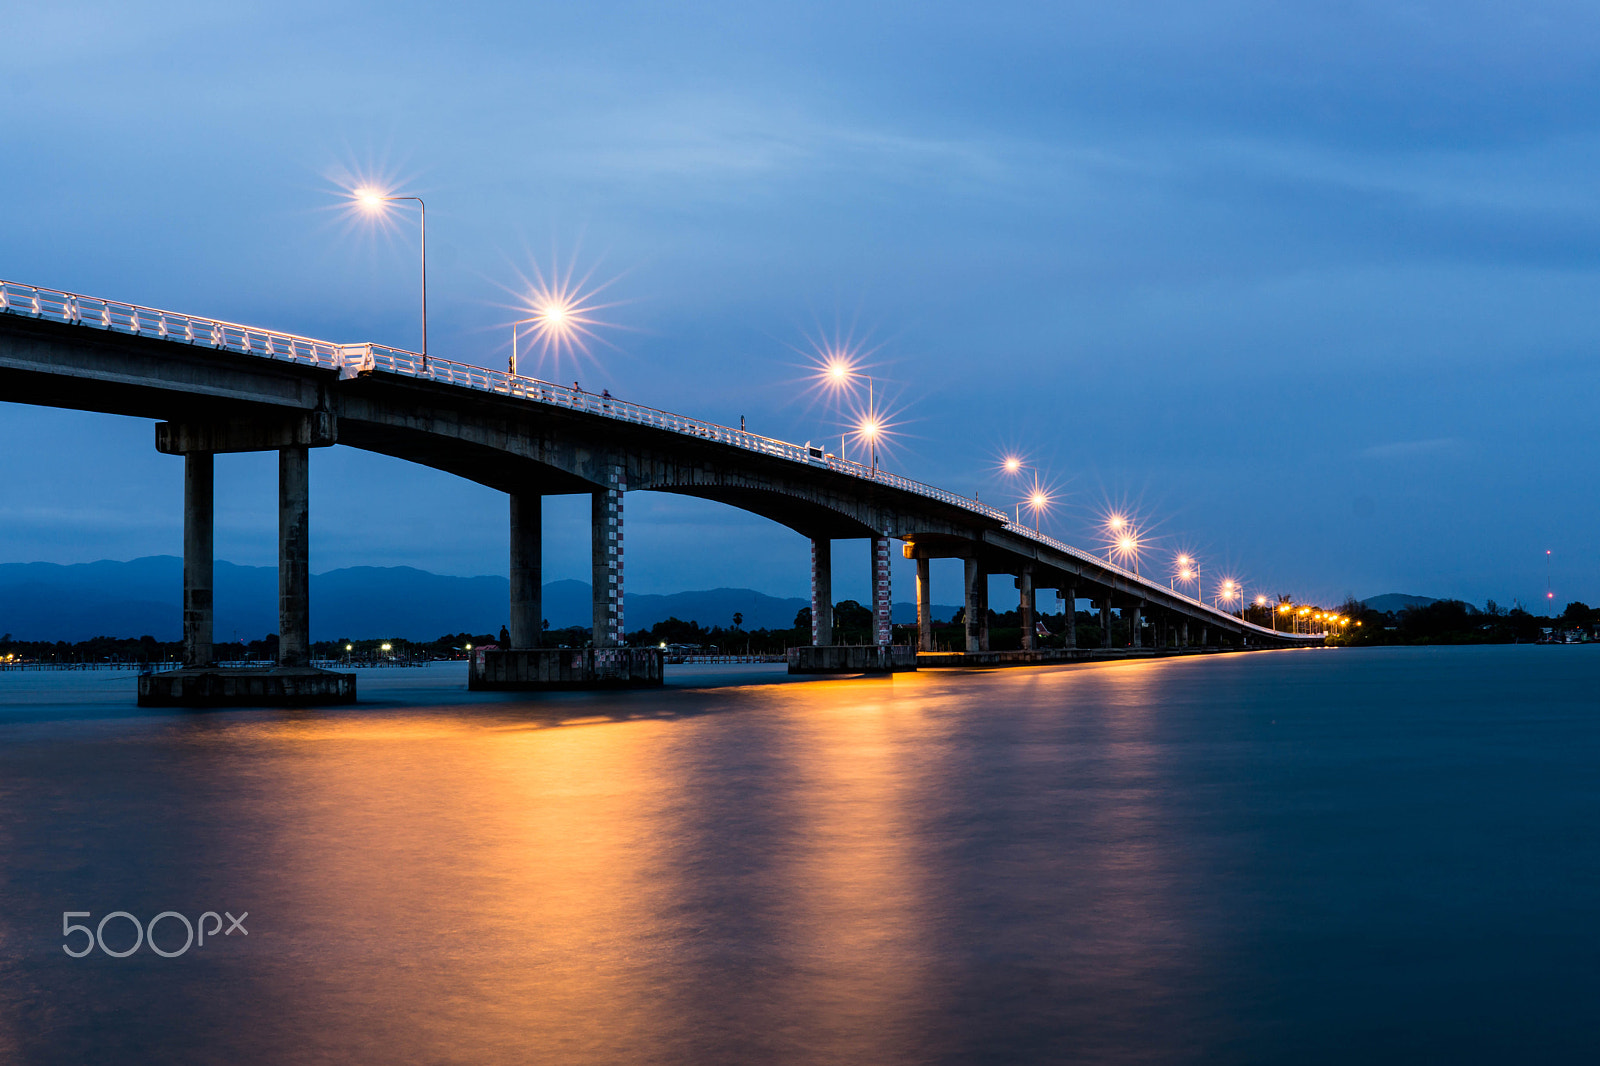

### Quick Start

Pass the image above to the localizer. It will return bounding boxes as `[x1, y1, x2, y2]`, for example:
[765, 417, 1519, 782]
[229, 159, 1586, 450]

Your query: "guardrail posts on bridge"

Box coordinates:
[810, 539, 833, 646]
[183, 452, 214, 668]
[279, 447, 311, 667]
[873, 534, 892, 646]
[915, 556, 933, 652]
[510, 493, 542, 649]
[591, 468, 625, 648]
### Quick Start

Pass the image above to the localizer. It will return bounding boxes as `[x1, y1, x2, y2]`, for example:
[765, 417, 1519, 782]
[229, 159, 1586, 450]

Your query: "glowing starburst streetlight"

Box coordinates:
[1101, 512, 1143, 574]
[1003, 455, 1023, 476]
[855, 411, 883, 472]
[1023, 478, 1054, 531]
[1218, 579, 1241, 615]
[509, 297, 586, 376]
[796, 327, 879, 405]
[1111, 529, 1142, 575]
[350, 185, 429, 369]
[1173, 553, 1199, 596]
[824, 356, 854, 389]
[842, 374, 904, 474]
[506, 261, 620, 379]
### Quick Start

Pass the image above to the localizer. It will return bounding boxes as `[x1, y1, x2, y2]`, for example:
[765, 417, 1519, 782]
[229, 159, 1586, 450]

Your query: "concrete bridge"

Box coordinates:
[0, 278, 1320, 699]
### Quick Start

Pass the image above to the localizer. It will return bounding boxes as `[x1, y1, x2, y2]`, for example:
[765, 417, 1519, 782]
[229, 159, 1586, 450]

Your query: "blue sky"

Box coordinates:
[2, 1, 1597, 611]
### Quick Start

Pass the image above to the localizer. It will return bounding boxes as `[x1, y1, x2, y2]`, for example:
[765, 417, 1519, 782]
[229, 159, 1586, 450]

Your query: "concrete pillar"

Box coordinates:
[1019, 567, 1036, 651]
[811, 539, 833, 646]
[509, 493, 541, 648]
[979, 566, 990, 651]
[916, 556, 933, 651]
[963, 558, 984, 652]
[873, 534, 892, 646]
[1062, 587, 1076, 649]
[1101, 599, 1113, 648]
[183, 452, 214, 668]
[1201, 624, 1210, 647]
[1130, 601, 1143, 649]
[1182, 620, 1190, 647]
[591, 468, 624, 648]
[278, 446, 310, 668]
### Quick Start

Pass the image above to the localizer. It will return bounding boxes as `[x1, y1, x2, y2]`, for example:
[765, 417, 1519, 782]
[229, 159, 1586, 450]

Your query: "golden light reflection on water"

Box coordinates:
[233, 711, 695, 1062]
[760, 678, 944, 1060]
[157, 661, 1199, 1062]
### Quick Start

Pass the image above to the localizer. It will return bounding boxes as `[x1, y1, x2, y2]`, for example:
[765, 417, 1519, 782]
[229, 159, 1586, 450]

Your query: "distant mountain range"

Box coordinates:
[1361, 593, 1442, 614]
[0, 557, 960, 642]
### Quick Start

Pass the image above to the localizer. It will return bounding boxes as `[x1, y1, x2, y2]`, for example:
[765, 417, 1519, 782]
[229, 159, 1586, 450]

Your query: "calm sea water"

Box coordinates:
[0, 646, 1595, 1064]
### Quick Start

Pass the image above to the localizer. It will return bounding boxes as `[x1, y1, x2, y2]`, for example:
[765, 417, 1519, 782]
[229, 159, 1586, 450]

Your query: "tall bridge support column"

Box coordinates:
[915, 556, 933, 651]
[509, 493, 542, 648]
[142, 417, 351, 707]
[1018, 567, 1036, 651]
[963, 559, 987, 652]
[1101, 600, 1113, 648]
[591, 469, 624, 648]
[183, 452, 214, 668]
[1129, 600, 1143, 649]
[1182, 620, 1190, 647]
[1062, 587, 1076, 649]
[979, 569, 990, 651]
[810, 539, 833, 646]
[278, 446, 311, 668]
[873, 535, 892, 646]
[1200, 624, 1210, 647]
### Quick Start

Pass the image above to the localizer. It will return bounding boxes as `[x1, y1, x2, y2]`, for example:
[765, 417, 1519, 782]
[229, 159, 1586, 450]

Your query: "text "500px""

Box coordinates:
[62, 910, 248, 958]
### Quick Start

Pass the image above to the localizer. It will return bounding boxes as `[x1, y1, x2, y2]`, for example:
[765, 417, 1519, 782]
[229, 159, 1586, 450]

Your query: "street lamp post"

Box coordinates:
[868, 377, 879, 472]
[509, 315, 541, 376]
[357, 190, 428, 370]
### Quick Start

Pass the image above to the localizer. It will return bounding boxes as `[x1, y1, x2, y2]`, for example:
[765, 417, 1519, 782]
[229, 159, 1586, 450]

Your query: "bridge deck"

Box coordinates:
[0, 277, 1324, 648]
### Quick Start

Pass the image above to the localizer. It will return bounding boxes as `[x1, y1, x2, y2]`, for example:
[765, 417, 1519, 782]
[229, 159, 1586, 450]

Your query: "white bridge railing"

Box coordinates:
[0, 279, 1002, 522]
[0, 278, 1312, 641]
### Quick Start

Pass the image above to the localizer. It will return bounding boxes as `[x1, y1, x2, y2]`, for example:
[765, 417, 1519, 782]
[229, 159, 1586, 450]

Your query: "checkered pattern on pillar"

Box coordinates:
[602, 467, 625, 645]
[873, 533, 892, 646]
[810, 540, 823, 645]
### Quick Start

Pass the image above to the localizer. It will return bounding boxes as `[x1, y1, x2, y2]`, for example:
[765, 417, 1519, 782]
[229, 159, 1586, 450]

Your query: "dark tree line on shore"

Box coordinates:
[6, 598, 1590, 665]
[0, 633, 182, 664]
[1325, 599, 1596, 646]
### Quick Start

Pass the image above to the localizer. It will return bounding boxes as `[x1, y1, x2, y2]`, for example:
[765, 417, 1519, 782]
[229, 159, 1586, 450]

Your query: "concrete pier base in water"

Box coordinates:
[137, 667, 356, 707]
[787, 645, 918, 674]
[469, 648, 664, 690]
